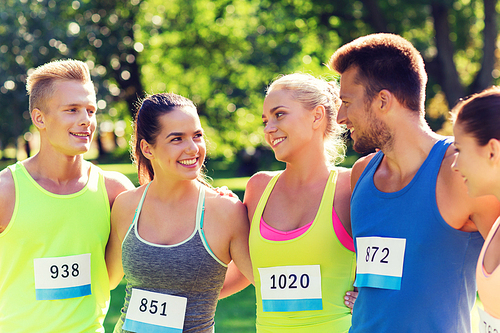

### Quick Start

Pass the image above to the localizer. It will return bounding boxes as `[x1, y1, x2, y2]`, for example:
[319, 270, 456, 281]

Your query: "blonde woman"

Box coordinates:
[244, 73, 356, 332]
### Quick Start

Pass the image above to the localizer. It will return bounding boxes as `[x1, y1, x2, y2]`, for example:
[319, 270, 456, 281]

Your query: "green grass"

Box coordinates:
[98, 163, 139, 186]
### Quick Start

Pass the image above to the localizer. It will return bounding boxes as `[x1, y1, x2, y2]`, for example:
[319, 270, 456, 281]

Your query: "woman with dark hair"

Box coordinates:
[106, 93, 253, 333]
[451, 86, 500, 331]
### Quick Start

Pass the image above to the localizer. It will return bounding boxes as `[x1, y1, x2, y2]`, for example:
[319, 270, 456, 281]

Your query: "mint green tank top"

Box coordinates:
[249, 170, 356, 332]
[0, 162, 111, 332]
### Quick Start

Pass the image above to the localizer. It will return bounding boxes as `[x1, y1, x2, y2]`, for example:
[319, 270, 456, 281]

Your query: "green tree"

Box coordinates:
[0, 0, 143, 159]
[1, 0, 499, 162]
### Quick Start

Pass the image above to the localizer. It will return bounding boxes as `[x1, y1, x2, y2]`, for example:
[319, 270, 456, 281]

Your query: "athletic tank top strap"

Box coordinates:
[477, 218, 500, 319]
[349, 137, 481, 333]
[249, 169, 356, 332]
[0, 161, 110, 333]
[117, 182, 227, 333]
[353, 137, 453, 199]
[197, 186, 227, 267]
[123, 183, 225, 267]
[252, 171, 282, 227]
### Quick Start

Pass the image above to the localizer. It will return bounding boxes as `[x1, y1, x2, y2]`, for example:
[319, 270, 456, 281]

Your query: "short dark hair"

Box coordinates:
[329, 33, 427, 114]
[451, 86, 500, 146]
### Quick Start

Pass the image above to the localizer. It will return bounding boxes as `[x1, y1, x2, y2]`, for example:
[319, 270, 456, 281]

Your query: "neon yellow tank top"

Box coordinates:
[249, 170, 356, 333]
[0, 162, 110, 333]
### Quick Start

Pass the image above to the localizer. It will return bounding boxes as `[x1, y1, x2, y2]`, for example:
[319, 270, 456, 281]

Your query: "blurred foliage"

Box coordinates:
[0, 0, 499, 168]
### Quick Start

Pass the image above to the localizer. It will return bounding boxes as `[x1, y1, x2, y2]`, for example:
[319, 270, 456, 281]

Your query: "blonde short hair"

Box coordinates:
[26, 59, 92, 113]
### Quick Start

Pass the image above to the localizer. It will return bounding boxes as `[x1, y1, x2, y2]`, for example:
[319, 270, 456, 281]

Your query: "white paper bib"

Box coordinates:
[258, 265, 322, 312]
[34, 253, 91, 300]
[478, 307, 500, 333]
[122, 288, 187, 333]
[355, 237, 406, 290]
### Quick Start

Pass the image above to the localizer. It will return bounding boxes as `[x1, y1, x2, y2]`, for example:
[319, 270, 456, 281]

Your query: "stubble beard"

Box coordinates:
[352, 112, 393, 155]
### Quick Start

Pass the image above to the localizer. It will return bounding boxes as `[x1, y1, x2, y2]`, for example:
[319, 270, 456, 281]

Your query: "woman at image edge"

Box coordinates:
[243, 73, 356, 332]
[105, 93, 253, 332]
[451, 86, 500, 331]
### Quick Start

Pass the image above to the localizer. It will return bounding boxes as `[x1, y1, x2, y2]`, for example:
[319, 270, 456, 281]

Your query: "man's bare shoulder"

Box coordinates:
[351, 153, 377, 188]
[101, 169, 136, 208]
[0, 167, 15, 233]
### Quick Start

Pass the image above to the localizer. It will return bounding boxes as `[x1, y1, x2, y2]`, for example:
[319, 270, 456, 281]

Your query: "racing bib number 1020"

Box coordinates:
[355, 237, 406, 290]
[478, 307, 500, 333]
[258, 265, 322, 312]
[34, 253, 91, 300]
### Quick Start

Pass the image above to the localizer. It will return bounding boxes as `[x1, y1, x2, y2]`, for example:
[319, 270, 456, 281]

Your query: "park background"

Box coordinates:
[1, 0, 499, 331]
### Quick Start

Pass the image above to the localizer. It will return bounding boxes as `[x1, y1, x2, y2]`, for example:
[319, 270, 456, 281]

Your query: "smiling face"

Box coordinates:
[262, 89, 316, 162]
[338, 66, 392, 154]
[144, 106, 206, 181]
[452, 122, 493, 198]
[36, 79, 97, 156]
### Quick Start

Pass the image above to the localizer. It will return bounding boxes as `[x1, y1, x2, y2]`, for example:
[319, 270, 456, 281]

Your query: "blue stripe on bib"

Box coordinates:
[35, 284, 91, 300]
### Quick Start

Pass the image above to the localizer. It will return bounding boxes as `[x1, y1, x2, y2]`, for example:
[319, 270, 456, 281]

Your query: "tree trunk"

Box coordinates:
[430, 2, 465, 108]
[361, 0, 389, 32]
[469, 0, 498, 94]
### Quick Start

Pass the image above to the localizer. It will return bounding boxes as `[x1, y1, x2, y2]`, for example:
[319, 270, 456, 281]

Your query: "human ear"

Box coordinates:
[140, 139, 154, 161]
[487, 138, 500, 164]
[378, 90, 393, 113]
[312, 105, 326, 130]
[31, 108, 46, 130]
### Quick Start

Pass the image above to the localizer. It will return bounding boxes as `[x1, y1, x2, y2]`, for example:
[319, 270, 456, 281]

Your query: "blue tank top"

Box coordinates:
[350, 138, 483, 333]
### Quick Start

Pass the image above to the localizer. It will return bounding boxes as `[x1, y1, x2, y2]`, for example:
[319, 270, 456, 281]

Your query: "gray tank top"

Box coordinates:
[114, 184, 228, 333]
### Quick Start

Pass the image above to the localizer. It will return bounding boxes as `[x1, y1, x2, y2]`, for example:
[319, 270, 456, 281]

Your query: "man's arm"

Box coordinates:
[102, 170, 135, 289]
[103, 170, 135, 208]
[0, 168, 15, 233]
[350, 154, 375, 194]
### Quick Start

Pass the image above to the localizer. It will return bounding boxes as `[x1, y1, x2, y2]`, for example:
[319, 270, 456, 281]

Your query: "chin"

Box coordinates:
[272, 152, 287, 163]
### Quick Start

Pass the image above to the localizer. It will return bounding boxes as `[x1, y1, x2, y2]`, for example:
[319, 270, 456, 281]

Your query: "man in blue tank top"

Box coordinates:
[328, 34, 500, 332]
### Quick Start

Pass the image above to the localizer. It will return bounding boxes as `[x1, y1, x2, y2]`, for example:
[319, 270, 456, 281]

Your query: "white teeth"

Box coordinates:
[72, 133, 89, 137]
[179, 158, 197, 165]
[273, 138, 285, 145]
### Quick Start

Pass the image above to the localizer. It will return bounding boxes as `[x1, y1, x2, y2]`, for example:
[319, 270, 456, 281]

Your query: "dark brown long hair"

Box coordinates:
[451, 86, 500, 146]
[132, 93, 210, 186]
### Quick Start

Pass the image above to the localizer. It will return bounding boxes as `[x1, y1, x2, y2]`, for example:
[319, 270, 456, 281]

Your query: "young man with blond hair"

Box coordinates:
[0, 59, 134, 332]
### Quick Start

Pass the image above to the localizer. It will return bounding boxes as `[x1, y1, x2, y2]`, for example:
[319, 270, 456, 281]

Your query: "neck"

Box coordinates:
[147, 174, 201, 202]
[24, 150, 87, 183]
[380, 114, 441, 177]
[282, 148, 331, 187]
